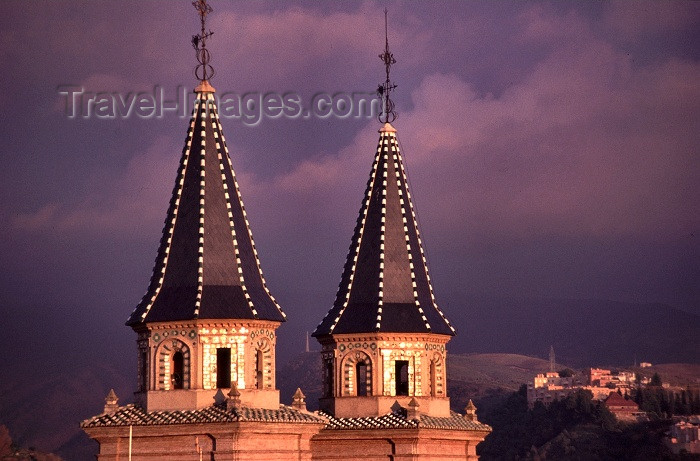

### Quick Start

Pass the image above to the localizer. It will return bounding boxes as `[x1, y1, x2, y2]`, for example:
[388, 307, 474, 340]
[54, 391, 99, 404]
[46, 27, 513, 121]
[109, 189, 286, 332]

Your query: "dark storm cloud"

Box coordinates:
[0, 1, 697, 363]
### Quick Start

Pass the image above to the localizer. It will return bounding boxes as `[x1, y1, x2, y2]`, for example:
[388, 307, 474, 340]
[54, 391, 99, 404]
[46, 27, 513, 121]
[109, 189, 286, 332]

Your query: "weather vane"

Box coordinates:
[377, 8, 397, 123]
[192, 0, 215, 83]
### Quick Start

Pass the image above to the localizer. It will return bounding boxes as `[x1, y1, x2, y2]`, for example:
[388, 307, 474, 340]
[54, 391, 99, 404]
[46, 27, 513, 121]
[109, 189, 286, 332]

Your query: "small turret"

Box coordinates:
[464, 399, 477, 422]
[103, 389, 119, 415]
[226, 383, 242, 411]
[291, 388, 307, 412]
[407, 398, 421, 422]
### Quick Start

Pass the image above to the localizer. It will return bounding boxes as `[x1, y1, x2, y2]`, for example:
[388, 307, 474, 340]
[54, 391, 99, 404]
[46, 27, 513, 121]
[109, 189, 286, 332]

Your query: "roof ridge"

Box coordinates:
[82, 402, 327, 428]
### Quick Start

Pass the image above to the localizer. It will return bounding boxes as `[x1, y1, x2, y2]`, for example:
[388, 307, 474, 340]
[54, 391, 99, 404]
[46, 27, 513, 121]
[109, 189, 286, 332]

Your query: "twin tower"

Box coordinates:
[82, 6, 490, 459]
[124, 85, 455, 418]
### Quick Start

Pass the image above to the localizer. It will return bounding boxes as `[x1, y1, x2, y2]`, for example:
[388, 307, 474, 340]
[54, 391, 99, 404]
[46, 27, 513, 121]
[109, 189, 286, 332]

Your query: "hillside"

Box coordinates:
[475, 387, 686, 460]
[446, 353, 555, 412]
[639, 363, 700, 387]
[449, 353, 554, 393]
[0, 363, 132, 460]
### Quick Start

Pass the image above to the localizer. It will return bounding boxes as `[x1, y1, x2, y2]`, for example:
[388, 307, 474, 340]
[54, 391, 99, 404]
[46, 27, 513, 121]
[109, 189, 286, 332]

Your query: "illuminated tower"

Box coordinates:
[312, 11, 456, 419]
[82, 4, 326, 459]
[308, 13, 490, 461]
[123, 5, 286, 412]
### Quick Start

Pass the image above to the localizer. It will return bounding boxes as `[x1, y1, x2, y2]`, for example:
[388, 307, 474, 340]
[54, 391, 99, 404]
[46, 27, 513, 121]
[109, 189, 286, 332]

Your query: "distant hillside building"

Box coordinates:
[587, 368, 609, 386]
[603, 392, 642, 422]
[81, 3, 490, 459]
[527, 372, 576, 406]
[528, 367, 645, 407]
[666, 417, 700, 454]
[586, 368, 635, 390]
[527, 371, 621, 407]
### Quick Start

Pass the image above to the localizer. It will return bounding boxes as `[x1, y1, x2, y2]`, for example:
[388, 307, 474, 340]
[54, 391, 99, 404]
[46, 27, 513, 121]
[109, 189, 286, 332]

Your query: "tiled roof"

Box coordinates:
[82, 404, 490, 434]
[604, 392, 639, 408]
[314, 123, 454, 337]
[321, 412, 415, 429]
[420, 413, 492, 431]
[320, 410, 491, 432]
[81, 403, 325, 428]
[126, 90, 285, 326]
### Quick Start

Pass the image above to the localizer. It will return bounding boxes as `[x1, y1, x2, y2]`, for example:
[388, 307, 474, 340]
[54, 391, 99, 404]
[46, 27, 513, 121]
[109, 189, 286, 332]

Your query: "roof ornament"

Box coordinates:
[103, 389, 119, 415]
[226, 382, 242, 411]
[192, 0, 215, 85]
[291, 388, 308, 411]
[464, 399, 477, 421]
[407, 398, 421, 422]
[377, 8, 397, 123]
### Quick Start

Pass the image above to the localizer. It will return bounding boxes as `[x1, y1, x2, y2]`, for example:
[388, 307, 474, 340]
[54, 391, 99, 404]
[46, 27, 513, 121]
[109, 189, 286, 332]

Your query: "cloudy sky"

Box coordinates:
[0, 1, 698, 371]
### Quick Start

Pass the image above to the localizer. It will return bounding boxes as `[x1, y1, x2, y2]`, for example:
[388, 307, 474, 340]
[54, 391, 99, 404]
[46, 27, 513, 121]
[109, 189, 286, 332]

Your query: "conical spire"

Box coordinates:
[314, 12, 452, 337]
[127, 1, 284, 326]
[313, 123, 453, 336]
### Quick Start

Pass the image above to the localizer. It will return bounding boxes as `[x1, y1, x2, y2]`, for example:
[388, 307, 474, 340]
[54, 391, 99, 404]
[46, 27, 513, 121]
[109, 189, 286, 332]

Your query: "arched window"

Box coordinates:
[429, 359, 437, 397]
[157, 339, 190, 390]
[356, 362, 368, 396]
[196, 434, 216, 458]
[255, 349, 264, 390]
[139, 349, 149, 392]
[253, 339, 272, 390]
[395, 360, 409, 396]
[172, 351, 184, 389]
[343, 352, 372, 396]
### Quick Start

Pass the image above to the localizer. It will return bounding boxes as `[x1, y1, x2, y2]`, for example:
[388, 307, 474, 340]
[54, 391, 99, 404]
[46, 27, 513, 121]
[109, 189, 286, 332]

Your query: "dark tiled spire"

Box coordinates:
[127, 0, 284, 326]
[314, 123, 454, 336]
[314, 11, 452, 337]
[127, 92, 284, 325]
[127, 91, 285, 325]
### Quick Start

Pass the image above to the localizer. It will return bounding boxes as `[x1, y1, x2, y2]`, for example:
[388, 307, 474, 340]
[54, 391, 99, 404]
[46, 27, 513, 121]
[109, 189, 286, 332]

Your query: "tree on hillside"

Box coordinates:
[676, 388, 700, 415]
[477, 389, 684, 460]
[634, 386, 684, 418]
[558, 368, 575, 378]
[477, 388, 619, 459]
[650, 372, 663, 387]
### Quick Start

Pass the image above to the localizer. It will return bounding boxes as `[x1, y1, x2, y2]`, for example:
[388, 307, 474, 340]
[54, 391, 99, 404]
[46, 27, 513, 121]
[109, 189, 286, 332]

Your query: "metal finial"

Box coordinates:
[192, 0, 215, 84]
[377, 8, 397, 123]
